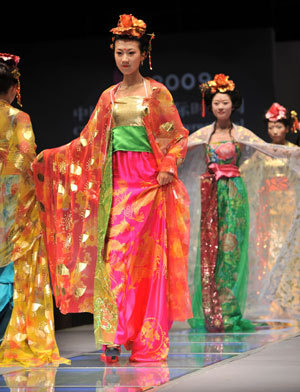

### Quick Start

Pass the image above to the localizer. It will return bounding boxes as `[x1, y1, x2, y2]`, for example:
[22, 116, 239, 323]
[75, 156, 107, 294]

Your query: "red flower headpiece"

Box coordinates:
[0, 52, 22, 107]
[0, 53, 20, 65]
[265, 102, 287, 122]
[199, 74, 235, 117]
[110, 14, 147, 38]
[265, 103, 300, 133]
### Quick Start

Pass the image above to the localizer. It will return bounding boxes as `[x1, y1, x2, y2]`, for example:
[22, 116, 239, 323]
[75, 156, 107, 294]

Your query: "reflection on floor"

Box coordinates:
[0, 320, 299, 391]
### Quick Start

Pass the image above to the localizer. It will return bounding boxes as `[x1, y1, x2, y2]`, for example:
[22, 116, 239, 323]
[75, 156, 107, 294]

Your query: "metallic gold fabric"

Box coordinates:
[113, 96, 148, 127]
[94, 138, 118, 345]
[0, 99, 69, 366]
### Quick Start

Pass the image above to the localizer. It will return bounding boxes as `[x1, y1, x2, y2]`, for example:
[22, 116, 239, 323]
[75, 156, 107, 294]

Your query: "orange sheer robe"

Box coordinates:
[32, 79, 192, 353]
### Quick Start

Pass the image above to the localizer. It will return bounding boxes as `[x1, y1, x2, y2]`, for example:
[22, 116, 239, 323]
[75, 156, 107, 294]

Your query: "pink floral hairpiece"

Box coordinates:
[265, 102, 287, 122]
[266, 103, 300, 133]
[0, 53, 20, 65]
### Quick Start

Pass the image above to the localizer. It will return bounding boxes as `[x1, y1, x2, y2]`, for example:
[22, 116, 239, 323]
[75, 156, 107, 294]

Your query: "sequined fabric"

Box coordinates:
[189, 142, 253, 332]
[198, 167, 222, 332]
[0, 99, 69, 366]
[33, 78, 192, 349]
[241, 142, 300, 320]
[179, 122, 300, 329]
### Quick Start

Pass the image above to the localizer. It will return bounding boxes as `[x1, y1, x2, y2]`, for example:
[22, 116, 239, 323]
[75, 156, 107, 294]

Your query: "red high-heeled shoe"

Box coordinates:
[100, 345, 121, 363]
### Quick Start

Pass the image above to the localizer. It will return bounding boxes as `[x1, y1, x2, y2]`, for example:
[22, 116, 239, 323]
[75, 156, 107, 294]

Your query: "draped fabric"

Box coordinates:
[178, 123, 300, 330]
[32, 78, 192, 350]
[0, 100, 68, 366]
[240, 142, 300, 320]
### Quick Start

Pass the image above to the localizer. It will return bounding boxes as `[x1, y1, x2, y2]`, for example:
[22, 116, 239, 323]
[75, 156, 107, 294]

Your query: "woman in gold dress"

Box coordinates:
[243, 102, 300, 321]
[0, 53, 68, 366]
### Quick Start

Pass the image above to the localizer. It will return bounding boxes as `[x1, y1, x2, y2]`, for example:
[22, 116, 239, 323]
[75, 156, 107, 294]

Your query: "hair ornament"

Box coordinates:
[265, 103, 299, 134]
[110, 14, 146, 38]
[199, 74, 235, 117]
[110, 14, 155, 70]
[147, 33, 155, 70]
[11, 69, 22, 107]
[207, 74, 235, 94]
[265, 102, 287, 122]
[0, 53, 20, 65]
[290, 110, 300, 133]
[0, 53, 22, 106]
[199, 82, 210, 117]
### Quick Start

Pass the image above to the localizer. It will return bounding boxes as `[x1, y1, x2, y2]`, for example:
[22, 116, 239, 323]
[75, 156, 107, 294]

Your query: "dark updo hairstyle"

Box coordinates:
[204, 88, 243, 114]
[111, 33, 151, 56]
[0, 59, 19, 95]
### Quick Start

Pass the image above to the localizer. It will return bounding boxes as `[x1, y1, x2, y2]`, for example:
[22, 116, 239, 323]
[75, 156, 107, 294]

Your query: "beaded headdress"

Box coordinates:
[265, 102, 299, 133]
[110, 14, 155, 70]
[0, 53, 22, 106]
[199, 74, 235, 117]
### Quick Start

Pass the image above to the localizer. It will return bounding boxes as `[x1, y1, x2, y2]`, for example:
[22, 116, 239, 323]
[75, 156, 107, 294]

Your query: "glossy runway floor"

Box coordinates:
[0, 320, 299, 391]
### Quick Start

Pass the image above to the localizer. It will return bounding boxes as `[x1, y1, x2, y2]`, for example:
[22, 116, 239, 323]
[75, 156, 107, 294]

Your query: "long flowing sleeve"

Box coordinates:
[32, 90, 119, 346]
[143, 81, 192, 321]
[144, 84, 188, 177]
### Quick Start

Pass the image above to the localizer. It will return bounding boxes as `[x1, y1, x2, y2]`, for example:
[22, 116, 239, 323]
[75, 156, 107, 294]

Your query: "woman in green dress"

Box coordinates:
[180, 74, 300, 332]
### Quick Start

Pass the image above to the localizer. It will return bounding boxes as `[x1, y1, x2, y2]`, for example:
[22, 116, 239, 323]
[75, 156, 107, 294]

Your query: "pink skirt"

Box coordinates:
[105, 151, 169, 361]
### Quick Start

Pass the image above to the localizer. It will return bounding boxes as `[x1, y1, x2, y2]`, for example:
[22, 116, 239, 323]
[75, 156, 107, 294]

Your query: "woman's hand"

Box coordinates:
[157, 171, 174, 186]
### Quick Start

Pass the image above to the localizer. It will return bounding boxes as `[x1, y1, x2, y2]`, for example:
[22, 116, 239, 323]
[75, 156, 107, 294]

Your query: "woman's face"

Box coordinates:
[267, 121, 289, 144]
[114, 40, 145, 76]
[211, 93, 233, 121]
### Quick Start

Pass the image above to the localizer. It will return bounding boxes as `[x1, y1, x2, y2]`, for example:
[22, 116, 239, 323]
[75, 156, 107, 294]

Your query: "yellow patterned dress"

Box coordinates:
[0, 99, 69, 366]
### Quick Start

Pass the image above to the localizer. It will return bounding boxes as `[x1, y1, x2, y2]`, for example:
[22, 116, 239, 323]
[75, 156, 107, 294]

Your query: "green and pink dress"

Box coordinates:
[189, 140, 254, 332]
[181, 123, 300, 332]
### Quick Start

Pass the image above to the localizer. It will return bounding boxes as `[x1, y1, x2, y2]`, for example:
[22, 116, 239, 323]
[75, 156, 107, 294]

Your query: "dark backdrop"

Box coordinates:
[3, 28, 276, 154]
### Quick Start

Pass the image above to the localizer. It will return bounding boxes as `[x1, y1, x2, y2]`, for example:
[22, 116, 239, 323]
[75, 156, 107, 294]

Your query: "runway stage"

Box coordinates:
[0, 320, 299, 391]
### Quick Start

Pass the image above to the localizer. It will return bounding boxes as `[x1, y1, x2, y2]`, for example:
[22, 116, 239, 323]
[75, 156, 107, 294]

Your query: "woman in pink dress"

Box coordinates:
[33, 14, 192, 363]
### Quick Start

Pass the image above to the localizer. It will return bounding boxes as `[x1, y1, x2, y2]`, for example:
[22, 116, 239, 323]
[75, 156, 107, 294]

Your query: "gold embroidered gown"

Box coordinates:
[241, 141, 300, 320]
[0, 99, 68, 366]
